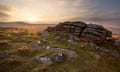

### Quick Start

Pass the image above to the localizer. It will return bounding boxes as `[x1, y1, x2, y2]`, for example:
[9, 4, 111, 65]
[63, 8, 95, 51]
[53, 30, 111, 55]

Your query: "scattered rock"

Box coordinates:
[62, 49, 77, 57]
[114, 40, 120, 49]
[80, 44, 85, 48]
[89, 42, 100, 50]
[33, 45, 77, 57]
[37, 40, 41, 44]
[100, 52, 106, 56]
[54, 36, 61, 40]
[36, 56, 53, 65]
[41, 31, 50, 39]
[32, 40, 42, 48]
[52, 53, 64, 63]
[89, 42, 96, 48]
[0, 52, 9, 58]
[112, 51, 120, 60]
[67, 39, 77, 45]
[102, 48, 109, 53]
[46, 46, 51, 49]
[32, 44, 42, 48]
[69, 34, 80, 41]
[45, 47, 77, 57]
[20, 40, 31, 44]
[94, 54, 101, 60]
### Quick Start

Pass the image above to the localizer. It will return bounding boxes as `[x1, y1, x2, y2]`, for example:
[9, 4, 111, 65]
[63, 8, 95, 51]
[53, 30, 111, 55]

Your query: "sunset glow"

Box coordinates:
[0, 1, 120, 71]
[0, 0, 119, 26]
[23, 15, 39, 23]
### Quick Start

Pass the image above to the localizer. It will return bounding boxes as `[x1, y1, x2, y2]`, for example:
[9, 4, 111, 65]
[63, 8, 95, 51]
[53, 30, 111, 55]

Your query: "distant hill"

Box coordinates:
[0, 21, 56, 28]
[0, 22, 56, 32]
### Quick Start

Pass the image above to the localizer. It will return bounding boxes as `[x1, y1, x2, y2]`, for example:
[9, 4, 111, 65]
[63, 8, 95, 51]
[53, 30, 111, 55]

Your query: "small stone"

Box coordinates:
[46, 47, 77, 57]
[41, 31, 50, 39]
[95, 46, 100, 50]
[21, 40, 31, 44]
[112, 51, 120, 60]
[80, 45, 85, 48]
[89, 42, 96, 48]
[37, 40, 41, 44]
[114, 40, 120, 48]
[64, 49, 77, 57]
[52, 53, 64, 63]
[100, 52, 106, 56]
[54, 36, 60, 40]
[94, 54, 101, 60]
[0, 52, 9, 58]
[67, 39, 77, 45]
[36, 56, 53, 65]
[32, 44, 41, 48]
[102, 48, 109, 53]
[45, 46, 51, 50]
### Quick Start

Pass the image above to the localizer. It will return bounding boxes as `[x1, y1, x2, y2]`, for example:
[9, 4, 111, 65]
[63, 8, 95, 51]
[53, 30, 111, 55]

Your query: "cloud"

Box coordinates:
[0, 3, 11, 21]
[0, 3, 10, 12]
[64, 11, 120, 27]
[72, 0, 82, 7]
[86, 11, 120, 22]
[0, 12, 9, 17]
[65, 10, 120, 21]
[57, 0, 68, 6]
[0, 12, 10, 20]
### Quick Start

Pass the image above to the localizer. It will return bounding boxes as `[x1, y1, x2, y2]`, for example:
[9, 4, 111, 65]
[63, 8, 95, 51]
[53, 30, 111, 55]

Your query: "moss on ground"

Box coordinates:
[0, 30, 120, 72]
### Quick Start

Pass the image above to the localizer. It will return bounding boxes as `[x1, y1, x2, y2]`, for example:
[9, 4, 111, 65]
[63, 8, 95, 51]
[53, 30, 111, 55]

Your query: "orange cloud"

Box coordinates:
[0, 3, 11, 21]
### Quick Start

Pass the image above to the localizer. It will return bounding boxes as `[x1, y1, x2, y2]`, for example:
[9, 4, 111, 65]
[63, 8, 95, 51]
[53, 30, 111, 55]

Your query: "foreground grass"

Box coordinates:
[0, 29, 120, 72]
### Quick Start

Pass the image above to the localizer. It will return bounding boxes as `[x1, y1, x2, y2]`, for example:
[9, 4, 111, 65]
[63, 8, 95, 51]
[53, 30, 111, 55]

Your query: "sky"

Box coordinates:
[0, 0, 120, 27]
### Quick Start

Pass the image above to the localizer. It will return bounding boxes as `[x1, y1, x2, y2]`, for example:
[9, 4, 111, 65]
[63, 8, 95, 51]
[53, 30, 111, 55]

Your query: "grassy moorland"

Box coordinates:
[0, 27, 120, 72]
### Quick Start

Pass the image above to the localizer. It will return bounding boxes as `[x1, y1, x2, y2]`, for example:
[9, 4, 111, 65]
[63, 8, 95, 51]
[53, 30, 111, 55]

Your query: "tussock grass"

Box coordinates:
[0, 29, 120, 72]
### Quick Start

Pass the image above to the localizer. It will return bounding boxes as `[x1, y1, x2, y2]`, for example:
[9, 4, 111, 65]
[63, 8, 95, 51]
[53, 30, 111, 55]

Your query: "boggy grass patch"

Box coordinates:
[0, 41, 12, 51]
[0, 56, 24, 72]
[16, 46, 38, 57]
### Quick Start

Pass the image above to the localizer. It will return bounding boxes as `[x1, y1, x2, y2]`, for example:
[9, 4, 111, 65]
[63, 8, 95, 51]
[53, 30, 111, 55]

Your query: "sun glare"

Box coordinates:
[26, 17, 38, 23]
[22, 15, 42, 23]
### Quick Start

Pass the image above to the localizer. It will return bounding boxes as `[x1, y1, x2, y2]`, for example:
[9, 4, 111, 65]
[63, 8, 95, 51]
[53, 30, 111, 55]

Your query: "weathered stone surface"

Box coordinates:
[45, 47, 77, 57]
[82, 28, 105, 36]
[52, 53, 64, 63]
[32, 44, 77, 57]
[87, 24, 105, 30]
[36, 56, 53, 65]
[82, 24, 112, 39]
[46, 21, 112, 41]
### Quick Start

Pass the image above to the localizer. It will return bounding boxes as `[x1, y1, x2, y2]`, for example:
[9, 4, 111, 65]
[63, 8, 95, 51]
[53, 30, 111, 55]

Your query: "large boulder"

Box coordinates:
[46, 21, 112, 41]
[82, 24, 112, 40]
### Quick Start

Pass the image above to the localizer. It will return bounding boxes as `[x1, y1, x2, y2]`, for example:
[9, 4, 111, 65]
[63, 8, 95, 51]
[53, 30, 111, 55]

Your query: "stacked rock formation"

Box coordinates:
[46, 21, 112, 41]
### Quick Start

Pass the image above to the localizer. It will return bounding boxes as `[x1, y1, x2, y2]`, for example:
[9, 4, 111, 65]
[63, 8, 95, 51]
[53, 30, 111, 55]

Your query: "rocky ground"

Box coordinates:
[0, 23, 120, 72]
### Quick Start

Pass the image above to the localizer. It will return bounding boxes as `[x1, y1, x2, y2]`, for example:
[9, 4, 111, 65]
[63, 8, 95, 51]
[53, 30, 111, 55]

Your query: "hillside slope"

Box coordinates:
[0, 22, 120, 72]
